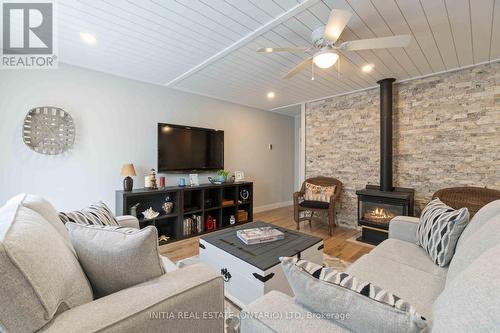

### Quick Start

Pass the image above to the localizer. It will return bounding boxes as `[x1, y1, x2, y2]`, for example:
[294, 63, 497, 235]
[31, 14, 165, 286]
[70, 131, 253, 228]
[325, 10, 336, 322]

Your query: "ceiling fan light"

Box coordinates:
[313, 51, 339, 69]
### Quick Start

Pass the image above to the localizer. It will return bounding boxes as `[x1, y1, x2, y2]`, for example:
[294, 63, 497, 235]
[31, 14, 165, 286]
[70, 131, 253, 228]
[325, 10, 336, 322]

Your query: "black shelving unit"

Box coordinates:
[116, 182, 253, 245]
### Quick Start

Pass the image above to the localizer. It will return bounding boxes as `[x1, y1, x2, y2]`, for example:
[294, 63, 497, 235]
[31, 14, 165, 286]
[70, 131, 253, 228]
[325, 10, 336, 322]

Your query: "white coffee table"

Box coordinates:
[199, 221, 323, 308]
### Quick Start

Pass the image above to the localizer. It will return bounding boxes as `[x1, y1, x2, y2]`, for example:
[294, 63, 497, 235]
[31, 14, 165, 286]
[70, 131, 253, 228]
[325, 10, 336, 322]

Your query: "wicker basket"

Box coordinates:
[432, 186, 500, 217]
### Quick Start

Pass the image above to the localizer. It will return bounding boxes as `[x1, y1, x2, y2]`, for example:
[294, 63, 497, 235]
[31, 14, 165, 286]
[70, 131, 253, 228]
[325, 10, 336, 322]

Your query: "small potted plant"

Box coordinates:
[216, 170, 229, 183]
[209, 170, 229, 184]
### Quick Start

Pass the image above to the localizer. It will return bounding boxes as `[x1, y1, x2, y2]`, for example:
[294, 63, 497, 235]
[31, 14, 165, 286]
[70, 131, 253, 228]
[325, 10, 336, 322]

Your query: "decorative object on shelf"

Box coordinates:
[142, 207, 159, 220]
[159, 176, 166, 188]
[189, 173, 199, 186]
[209, 170, 229, 184]
[22, 106, 76, 155]
[238, 210, 248, 222]
[158, 234, 170, 246]
[129, 203, 140, 217]
[240, 188, 250, 201]
[120, 163, 136, 191]
[178, 178, 186, 187]
[223, 199, 235, 207]
[234, 171, 245, 182]
[230, 215, 236, 225]
[206, 215, 216, 231]
[144, 169, 158, 189]
[162, 196, 174, 214]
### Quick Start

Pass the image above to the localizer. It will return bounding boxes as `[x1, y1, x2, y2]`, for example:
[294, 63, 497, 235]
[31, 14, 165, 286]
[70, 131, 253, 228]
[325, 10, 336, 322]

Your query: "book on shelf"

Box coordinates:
[236, 227, 284, 245]
[183, 215, 202, 237]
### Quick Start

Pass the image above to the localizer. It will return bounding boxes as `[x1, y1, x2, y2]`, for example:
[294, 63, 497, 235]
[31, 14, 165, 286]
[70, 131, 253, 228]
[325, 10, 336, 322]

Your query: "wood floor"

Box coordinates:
[159, 205, 373, 263]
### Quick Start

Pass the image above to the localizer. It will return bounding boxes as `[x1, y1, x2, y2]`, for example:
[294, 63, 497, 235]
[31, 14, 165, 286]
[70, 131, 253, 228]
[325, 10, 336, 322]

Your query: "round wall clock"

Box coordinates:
[22, 106, 75, 155]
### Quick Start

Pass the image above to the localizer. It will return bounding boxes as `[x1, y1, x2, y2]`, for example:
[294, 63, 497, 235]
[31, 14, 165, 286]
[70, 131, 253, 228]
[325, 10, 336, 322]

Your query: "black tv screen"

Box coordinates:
[158, 123, 224, 172]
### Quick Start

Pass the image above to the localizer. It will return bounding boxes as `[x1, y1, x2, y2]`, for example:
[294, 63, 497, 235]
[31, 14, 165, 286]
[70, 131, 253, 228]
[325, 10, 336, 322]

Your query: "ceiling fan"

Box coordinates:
[257, 9, 411, 79]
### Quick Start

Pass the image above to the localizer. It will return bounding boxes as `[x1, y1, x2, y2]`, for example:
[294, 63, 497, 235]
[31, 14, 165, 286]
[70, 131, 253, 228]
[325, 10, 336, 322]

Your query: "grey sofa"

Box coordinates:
[0, 194, 224, 333]
[241, 200, 500, 333]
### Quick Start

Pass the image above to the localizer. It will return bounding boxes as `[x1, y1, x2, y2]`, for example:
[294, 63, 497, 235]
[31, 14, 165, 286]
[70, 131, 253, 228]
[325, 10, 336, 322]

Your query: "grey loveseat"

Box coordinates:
[0, 194, 224, 333]
[241, 199, 500, 333]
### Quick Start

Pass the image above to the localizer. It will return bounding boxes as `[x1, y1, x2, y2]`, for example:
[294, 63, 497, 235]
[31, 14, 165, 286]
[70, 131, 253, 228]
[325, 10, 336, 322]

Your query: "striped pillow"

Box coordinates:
[59, 202, 119, 226]
[417, 198, 469, 267]
[280, 257, 427, 333]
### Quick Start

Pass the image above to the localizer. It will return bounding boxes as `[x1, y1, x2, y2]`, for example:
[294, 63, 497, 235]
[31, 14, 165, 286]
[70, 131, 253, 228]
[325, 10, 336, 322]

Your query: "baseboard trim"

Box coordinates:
[254, 200, 293, 213]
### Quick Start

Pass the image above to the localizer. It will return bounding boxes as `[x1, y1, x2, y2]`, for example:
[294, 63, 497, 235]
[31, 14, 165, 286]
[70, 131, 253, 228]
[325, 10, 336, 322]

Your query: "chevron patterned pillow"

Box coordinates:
[280, 257, 427, 333]
[417, 198, 469, 267]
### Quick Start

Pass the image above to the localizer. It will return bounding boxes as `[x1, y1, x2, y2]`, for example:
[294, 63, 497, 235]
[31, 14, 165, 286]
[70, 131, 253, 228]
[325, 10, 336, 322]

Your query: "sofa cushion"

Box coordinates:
[66, 223, 165, 298]
[416, 198, 469, 267]
[456, 199, 500, 250]
[371, 239, 448, 279]
[59, 201, 119, 226]
[447, 215, 500, 283]
[281, 257, 427, 333]
[432, 244, 500, 333]
[0, 195, 93, 333]
[18, 194, 73, 251]
[346, 254, 445, 321]
[241, 291, 351, 333]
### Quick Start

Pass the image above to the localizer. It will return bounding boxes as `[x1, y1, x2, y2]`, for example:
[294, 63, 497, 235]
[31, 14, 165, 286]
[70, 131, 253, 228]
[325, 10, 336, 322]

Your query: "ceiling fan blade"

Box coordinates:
[283, 57, 313, 79]
[340, 35, 412, 51]
[256, 47, 309, 53]
[323, 9, 352, 43]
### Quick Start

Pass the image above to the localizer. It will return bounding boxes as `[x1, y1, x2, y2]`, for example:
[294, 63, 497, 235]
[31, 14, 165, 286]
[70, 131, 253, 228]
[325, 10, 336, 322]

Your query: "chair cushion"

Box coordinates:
[281, 257, 427, 333]
[370, 239, 448, 280]
[346, 254, 445, 322]
[300, 200, 330, 209]
[416, 198, 469, 267]
[0, 194, 93, 333]
[432, 244, 500, 333]
[59, 201, 119, 226]
[304, 182, 336, 203]
[66, 223, 165, 298]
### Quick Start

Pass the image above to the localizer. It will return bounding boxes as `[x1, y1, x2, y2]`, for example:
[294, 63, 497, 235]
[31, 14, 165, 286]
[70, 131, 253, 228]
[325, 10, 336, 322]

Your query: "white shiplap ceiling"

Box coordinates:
[57, 0, 500, 113]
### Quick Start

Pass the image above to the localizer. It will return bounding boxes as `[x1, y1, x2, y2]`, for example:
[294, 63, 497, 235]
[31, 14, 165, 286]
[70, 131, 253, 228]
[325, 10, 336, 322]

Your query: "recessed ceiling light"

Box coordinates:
[80, 32, 97, 46]
[362, 64, 374, 72]
[267, 91, 275, 99]
[265, 48, 273, 53]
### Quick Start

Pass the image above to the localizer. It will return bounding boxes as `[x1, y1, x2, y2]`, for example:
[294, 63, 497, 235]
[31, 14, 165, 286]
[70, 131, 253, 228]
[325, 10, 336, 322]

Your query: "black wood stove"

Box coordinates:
[356, 78, 414, 245]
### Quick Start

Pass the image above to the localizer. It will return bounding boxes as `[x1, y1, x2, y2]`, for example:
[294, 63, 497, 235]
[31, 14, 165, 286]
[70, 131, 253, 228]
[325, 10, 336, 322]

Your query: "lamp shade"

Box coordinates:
[120, 164, 136, 177]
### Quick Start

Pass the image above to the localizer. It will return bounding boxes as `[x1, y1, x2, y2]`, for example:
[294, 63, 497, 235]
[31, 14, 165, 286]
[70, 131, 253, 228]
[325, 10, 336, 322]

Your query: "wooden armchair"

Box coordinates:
[294, 177, 342, 236]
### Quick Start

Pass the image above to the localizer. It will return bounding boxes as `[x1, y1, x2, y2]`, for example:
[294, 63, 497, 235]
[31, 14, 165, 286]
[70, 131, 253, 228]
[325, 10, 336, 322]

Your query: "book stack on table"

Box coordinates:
[237, 227, 284, 245]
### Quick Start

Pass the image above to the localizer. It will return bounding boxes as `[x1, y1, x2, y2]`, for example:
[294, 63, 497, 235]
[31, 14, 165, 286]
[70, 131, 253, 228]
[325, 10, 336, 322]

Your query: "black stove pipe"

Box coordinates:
[377, 78, 396, 192]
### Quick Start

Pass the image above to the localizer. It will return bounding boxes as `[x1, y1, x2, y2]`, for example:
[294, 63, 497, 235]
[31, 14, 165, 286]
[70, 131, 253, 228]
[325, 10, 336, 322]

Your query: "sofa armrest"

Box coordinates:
[388, 216, 420, 243]
[115, 215, 139, 229]
[39, 264, 224, 333]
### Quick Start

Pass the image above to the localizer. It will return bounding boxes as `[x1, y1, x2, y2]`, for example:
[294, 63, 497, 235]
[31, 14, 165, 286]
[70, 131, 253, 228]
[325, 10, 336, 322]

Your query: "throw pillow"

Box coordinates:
[65, 223, 165, 298]
[416, 198, 469, 267]
[303, 182, 336, 203]
[59, 201, 119, 226]
[280, 257, 427, 333]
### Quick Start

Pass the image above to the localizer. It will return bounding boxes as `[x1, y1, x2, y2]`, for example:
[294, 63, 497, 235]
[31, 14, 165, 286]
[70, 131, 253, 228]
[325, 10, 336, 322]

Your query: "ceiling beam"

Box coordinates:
[164, 0, 321, 87]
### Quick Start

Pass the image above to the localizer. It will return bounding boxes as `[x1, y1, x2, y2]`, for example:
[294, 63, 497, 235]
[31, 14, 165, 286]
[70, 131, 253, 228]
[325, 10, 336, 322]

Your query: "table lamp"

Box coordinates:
[121, 164, 136, 191]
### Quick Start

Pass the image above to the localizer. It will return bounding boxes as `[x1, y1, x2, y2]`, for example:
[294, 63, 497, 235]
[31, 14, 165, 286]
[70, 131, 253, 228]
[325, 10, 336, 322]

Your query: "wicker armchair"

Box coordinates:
[293, 177, 342, 236]
[432, 186, 500, 217]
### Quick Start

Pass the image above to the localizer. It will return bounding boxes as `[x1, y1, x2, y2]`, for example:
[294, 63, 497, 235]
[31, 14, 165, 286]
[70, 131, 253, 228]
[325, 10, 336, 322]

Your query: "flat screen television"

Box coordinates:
[158, 123, 224, 172]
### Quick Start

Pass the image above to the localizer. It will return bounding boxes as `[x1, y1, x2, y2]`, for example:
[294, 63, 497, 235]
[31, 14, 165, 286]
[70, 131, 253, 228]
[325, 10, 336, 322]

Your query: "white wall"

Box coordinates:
[0, 65, 295, 212]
